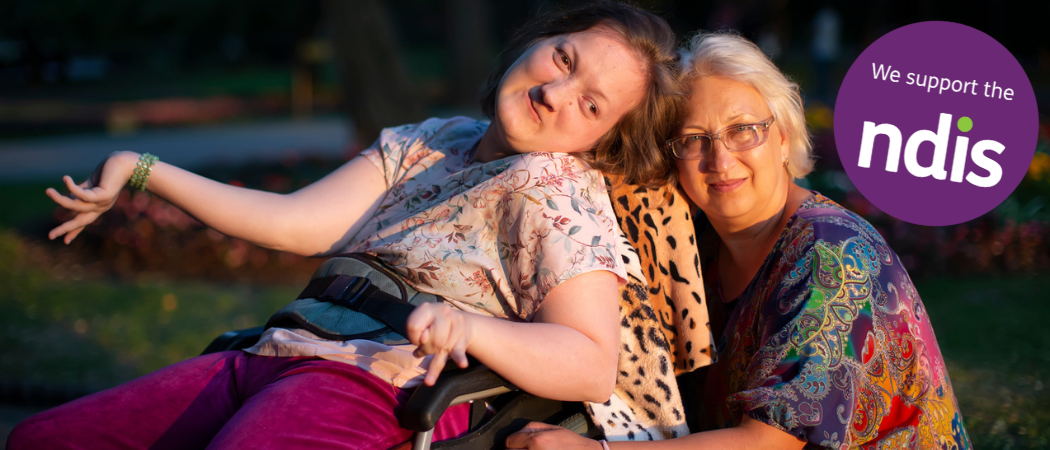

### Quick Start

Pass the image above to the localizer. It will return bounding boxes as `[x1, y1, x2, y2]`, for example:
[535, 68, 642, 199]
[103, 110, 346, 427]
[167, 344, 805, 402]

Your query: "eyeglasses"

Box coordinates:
[666, 116, 776, 160]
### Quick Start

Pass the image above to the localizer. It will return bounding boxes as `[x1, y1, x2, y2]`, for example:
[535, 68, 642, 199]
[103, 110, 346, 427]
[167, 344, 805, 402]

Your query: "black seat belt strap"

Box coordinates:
[297, 275, 417, 339]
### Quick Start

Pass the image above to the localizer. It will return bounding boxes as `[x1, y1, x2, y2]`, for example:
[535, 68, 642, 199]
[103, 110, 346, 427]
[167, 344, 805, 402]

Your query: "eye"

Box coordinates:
[558, 50, 571, 69]
[588, 101, 597, 115]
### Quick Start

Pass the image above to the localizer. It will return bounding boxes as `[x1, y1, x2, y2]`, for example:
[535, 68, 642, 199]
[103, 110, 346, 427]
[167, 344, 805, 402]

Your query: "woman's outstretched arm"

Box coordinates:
[46, 151, 388, 256]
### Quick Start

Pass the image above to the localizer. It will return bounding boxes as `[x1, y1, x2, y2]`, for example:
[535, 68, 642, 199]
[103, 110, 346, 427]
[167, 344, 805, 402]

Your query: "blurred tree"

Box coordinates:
[322, 0, 424, 148]
[446, 0, 494, 109]
[0, 0, 300, 80]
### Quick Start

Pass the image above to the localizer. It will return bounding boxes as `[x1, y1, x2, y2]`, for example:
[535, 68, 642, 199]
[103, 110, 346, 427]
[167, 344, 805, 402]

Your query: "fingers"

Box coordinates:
[505, 422, 561, 449]
[46, 187, 105, 213]
[46, 189, 92, 212]
[520, 422, 560, 433]
[406, 304, 434, 346]
[424, 351, 448, 386]
[408, 303, 455, 355]
[45, 187, 69, 205]
[408, 303, 475, 379]
[505, 429, 529, 449]
[412, 328, 431, 357]
[409, 303, 473, 383]
[63, 176, 84, 195]
[64, 176, 107, 203]
[421, 309, 453, 354]
[450, 339, 469, 369]
[506, 423, 589, 450]
[48, 217, 80, 240]
[48, 212, 99, 242]
[46, 175, 113, 244]
[64, 227, 85, 244]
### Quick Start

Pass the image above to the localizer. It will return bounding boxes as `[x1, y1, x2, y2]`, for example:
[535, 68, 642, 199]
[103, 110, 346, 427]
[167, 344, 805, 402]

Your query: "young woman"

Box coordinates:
[8, 3, 685, 449]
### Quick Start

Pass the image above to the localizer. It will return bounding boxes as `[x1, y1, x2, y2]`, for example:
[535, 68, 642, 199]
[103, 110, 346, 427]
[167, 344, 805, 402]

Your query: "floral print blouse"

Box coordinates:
[693, 193, 970, 449]
[346, 117, 626, 321]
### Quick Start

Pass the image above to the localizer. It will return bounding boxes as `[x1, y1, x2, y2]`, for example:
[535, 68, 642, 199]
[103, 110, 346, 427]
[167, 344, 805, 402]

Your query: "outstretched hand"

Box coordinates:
[505, 422, 600, 450]
[45, 151, 138, 244]
[406, 302, 477, 386]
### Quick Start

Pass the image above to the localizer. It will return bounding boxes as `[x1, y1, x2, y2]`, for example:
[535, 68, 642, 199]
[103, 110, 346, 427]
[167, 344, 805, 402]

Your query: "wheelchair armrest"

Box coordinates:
[399, 363, 519, 432]
[201, 326, 265, 355]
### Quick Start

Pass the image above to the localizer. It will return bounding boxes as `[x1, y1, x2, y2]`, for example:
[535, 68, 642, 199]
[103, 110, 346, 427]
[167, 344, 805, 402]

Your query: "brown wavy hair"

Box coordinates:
[479, 1, 685, 188]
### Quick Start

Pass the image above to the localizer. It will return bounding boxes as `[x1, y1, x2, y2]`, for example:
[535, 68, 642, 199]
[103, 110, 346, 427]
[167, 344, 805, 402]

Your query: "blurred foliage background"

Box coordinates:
[1, 0, 1049, 448]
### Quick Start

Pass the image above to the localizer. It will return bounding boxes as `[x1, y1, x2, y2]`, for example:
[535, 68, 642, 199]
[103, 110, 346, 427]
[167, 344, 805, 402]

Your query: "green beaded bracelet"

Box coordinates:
[129, 153, 159, 192]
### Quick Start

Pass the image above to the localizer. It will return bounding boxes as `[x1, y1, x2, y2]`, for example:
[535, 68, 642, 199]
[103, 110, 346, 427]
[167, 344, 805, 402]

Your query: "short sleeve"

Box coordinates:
[358, 117, 484, 189]
[496, 153, 627, 320]
[358, 122, 426, 190]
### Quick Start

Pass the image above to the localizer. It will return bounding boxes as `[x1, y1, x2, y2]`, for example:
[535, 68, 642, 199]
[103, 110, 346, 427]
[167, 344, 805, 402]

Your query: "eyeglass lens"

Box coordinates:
[676, 125, 762, 157]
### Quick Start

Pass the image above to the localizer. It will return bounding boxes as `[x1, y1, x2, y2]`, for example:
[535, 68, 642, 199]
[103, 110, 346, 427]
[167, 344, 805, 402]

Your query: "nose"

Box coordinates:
[535, 78, 574, 112]
[701, 139, 738, 173]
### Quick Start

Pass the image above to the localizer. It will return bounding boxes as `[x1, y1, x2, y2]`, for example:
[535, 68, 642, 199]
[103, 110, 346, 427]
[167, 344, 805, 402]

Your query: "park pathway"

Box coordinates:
[0, 117, 353, 184]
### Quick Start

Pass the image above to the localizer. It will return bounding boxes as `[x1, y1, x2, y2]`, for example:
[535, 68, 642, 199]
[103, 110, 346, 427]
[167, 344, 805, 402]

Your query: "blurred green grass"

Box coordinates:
[0, 228, 298, 389]
[920, 275, 1050, 449]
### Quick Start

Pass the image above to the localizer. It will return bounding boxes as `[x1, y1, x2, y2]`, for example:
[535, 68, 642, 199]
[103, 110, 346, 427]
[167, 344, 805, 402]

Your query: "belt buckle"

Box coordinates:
[321, 276, 372, 310]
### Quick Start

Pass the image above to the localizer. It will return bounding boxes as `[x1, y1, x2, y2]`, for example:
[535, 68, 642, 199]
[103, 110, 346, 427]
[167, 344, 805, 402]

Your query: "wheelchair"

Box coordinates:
[203, 326, 601, 450]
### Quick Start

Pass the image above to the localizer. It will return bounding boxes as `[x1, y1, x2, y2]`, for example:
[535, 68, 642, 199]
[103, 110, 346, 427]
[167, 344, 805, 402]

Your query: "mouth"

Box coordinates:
[708, 178, 746, 193]
[526, 91, 540, 123]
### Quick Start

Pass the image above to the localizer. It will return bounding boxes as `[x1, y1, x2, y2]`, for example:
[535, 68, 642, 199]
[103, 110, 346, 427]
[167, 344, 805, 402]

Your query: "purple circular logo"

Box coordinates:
[834, 21, 1037, 226]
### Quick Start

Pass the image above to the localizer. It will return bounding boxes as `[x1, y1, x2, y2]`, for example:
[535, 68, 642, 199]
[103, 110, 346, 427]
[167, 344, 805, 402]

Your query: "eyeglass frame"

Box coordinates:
[665, 116, 776, 160]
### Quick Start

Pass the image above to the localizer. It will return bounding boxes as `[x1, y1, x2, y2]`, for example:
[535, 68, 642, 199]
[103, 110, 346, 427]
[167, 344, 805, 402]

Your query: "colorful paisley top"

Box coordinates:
[694, 193, 970, 449]
[347, 116, 626, 320]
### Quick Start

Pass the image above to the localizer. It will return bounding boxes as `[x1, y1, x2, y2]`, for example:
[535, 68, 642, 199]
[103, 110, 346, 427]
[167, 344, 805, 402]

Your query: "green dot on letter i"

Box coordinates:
[957, 116, 973, 132]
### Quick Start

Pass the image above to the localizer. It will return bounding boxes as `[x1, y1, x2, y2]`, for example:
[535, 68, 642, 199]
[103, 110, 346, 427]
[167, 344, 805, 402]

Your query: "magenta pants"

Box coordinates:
[7, 351, 470, 450]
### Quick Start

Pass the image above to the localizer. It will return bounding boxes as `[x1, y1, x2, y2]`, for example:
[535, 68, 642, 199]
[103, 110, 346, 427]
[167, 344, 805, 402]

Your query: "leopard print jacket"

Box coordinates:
[584, 175, 715, 440]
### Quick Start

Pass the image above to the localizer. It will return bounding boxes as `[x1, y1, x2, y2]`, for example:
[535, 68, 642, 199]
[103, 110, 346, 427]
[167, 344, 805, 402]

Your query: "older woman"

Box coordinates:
[508, 32, 971, 450]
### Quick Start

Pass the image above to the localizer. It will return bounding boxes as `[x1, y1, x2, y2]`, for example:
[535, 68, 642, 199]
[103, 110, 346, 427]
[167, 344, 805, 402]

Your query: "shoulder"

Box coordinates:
[380, 117, 488, 155]
[495, 153, 617, 235]
[423, 116, 488, 147]
[779, 192, 891, 261]
[495, 153, 610, 213]
[762, 192, 899, 295]
[795, 194, 883, 239]
[504, 152, 604, 184]
[384, 116, 486, 137]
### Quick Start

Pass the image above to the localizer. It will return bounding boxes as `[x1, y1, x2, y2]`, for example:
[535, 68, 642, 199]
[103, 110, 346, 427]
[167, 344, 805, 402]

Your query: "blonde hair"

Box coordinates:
[680, 32, 814, 178]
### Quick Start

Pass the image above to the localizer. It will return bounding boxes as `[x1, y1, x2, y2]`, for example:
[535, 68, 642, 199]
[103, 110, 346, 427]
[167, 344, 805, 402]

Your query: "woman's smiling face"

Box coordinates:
[491, 26, 647, 155]
[675, 76, 792, 225]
